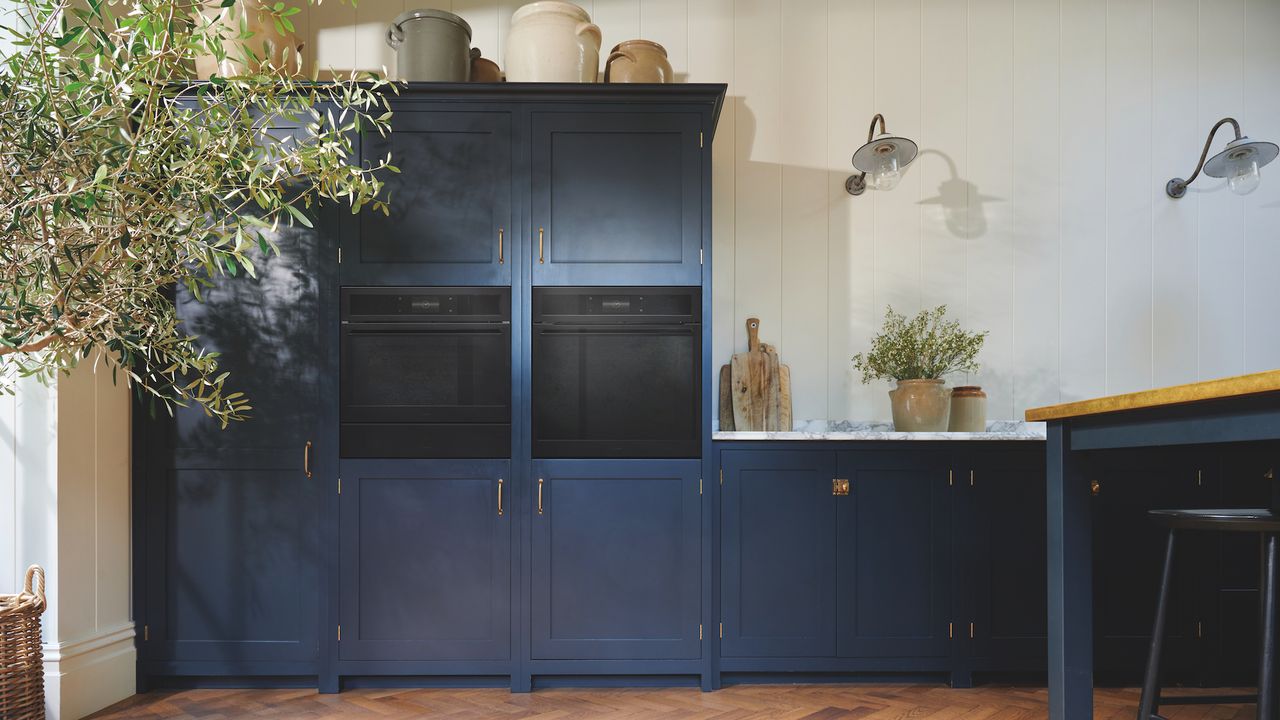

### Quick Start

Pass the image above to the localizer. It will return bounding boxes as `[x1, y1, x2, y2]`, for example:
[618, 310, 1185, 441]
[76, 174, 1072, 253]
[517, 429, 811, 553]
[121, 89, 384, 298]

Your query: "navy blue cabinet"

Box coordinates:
[337, 459, 510, 664]
[531, 460, 701, 660]
[345, 110, 514, 286]
[530, 112, 703, 286]
[965, 447, 1048, 671]
[836, 451, 951, 659]
[720, 451, 836, 658]
[1091, 448, 1208, 683]
[139, 201, 332, 676]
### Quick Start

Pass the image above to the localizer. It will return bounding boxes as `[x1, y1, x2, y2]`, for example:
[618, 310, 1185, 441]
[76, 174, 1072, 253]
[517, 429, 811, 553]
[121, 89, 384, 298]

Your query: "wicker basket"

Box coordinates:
[0, 566, 47, 720]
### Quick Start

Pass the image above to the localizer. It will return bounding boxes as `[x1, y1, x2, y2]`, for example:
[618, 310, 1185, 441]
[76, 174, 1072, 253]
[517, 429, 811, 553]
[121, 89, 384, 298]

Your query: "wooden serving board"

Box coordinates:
[726, 318, 793, 432]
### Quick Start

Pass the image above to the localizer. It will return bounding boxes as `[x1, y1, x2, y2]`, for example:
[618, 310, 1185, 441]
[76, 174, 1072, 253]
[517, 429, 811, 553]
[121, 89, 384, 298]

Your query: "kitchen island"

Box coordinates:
[1028, 370, 1280, 720]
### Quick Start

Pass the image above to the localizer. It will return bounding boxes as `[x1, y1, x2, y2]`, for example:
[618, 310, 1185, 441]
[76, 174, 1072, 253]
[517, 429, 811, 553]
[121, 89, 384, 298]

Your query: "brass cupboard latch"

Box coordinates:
[832, 478, 850, 496]
[1090, 479, 1101, 496]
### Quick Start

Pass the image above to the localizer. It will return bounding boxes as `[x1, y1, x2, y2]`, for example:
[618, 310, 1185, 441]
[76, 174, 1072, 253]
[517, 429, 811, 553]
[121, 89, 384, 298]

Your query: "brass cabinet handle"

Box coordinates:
[497, 478, 504, 516]
[1090, 479, 1101, 496]
[304, 441, 312, 479]
[537, 478, 544, 514]
[538, 227, 544, 264]
[832, 478, 850, 496]
[498, 227, 504, 264]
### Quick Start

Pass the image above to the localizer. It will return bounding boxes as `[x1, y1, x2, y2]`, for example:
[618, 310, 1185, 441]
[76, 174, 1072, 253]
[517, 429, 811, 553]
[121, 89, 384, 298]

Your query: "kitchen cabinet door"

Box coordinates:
[139, 191, 332, 675]
[966, 447, 1048, 671]
[720, 450, 837, 658]
[530, 111, 702, 286]
[345, 110, 514, 286]
[1091, 447, 1209, 684]
[836, 451, 951, 659]
[338, 459, 511, 662]
[531, 460, 701, 660]
[1203, 443, 1275, 687]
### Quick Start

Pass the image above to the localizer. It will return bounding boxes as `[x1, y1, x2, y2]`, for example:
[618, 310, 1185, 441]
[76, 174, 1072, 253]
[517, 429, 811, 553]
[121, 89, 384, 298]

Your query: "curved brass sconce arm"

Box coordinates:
[1166, 117, 1241, 199]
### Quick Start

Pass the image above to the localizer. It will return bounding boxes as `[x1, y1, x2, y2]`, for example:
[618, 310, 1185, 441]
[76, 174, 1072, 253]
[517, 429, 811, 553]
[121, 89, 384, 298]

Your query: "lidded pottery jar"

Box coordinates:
[386, 9, 472, 82]
[888, 379, 951, 432]
[505, 1, 601, 82]
[947, 385, 988, 432]
[604, 39, 673, 83]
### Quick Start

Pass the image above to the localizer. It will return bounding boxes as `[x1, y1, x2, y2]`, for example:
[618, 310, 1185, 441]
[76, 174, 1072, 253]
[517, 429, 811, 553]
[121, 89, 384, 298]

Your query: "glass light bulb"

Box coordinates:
[869, 154, 901, 191]
[1228, 158, 1261, 196]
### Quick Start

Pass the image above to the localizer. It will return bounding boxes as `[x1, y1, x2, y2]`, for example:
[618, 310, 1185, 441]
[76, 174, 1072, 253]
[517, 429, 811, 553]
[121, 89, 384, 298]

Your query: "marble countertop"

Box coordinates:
[712, 420, 1046, 441]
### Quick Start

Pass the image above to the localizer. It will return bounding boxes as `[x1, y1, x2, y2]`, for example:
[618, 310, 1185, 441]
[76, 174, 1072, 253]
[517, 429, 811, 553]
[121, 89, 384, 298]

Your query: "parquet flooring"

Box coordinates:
[85, 684, 1257, 720]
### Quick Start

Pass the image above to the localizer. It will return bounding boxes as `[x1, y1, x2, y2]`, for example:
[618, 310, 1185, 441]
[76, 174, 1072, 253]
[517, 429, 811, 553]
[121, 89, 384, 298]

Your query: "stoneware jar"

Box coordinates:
[387, 9, 472, 82]
[604, 39, 673, 83]
[194, 0, 300, 78]
[947, 385, 987, 432]
[888, 379, 951, 432]
[505, 1, 601, 82]
[469, 48, 503, 82]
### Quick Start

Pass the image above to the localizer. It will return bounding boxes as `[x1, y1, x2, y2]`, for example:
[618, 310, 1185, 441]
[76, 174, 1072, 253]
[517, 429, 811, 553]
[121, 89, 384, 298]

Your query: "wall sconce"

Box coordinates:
[845, 113, 918, 196]
[1166, 117, 1278, 198]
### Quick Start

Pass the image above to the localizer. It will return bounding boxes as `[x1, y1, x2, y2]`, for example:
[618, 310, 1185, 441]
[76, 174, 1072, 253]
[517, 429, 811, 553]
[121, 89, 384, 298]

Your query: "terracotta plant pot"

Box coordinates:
[888, 379, 951, 432]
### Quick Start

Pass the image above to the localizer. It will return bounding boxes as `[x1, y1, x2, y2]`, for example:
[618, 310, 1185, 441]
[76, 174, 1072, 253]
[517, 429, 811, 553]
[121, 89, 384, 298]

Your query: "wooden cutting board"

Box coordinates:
[727, 318, 793, 432]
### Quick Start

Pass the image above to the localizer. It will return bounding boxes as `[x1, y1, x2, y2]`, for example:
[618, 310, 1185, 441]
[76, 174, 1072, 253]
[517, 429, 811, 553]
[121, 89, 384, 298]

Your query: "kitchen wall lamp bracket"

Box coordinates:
[846, 113, 919, 196]
[1166, 117, 1278, 199]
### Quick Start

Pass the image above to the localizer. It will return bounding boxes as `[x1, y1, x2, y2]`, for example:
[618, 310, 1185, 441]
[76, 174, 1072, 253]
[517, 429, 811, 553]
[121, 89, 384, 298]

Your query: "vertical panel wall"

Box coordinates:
[297, 0, 1280, 424]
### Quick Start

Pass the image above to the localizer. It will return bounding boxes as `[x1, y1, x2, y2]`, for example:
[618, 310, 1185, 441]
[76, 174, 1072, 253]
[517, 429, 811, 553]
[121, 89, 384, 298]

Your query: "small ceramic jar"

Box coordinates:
[505, 1, 601, 82]
[948, 385, 987, 432]
[469, 48, 503, 82]
[604, 39, 673, 83]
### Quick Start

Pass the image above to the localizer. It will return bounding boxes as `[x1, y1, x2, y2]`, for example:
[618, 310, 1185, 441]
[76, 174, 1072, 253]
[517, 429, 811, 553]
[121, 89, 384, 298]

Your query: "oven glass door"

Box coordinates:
[532, 324, 700, 458]
[341, 323, 511, 424]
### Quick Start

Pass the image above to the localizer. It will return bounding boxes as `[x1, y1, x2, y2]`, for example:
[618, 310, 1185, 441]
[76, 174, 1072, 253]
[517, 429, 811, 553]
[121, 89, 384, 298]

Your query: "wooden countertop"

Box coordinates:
[1025, 369, 1280, 422]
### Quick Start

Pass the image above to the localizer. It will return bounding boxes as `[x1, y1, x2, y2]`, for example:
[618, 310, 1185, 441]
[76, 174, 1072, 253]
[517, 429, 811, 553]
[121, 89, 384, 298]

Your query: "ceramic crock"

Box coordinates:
[386, 9, 472, 82]
[505, 1, 601, 82]
[604, 39, 673, 83]
[888, 379, 951, 432]
[947, 385, 987, 432]
[194, 0, 299, 78]
[469, 48, 503, 82]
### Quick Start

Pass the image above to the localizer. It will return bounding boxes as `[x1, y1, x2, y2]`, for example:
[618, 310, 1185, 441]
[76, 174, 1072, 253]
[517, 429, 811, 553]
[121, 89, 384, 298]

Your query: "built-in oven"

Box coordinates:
[340, 287, 510, 458]
[531, 287, 701, 458]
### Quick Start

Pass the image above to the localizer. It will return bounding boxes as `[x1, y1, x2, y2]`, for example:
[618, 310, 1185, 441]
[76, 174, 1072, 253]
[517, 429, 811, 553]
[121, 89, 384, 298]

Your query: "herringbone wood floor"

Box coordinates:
[85, 684, 1256, 719]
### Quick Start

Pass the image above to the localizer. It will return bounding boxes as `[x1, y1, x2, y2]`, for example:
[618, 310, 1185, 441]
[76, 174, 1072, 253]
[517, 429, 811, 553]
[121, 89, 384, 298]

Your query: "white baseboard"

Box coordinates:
[43, 621, 137, 720]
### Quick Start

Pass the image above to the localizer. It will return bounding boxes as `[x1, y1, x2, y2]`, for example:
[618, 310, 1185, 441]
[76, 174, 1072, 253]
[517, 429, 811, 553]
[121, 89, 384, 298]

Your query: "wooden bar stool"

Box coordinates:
[1137, 508, 1280, 720]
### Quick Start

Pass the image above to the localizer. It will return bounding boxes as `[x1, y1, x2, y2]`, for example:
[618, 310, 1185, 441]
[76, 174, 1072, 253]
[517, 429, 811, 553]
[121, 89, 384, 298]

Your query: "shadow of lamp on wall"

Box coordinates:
[1166, 117, 1278, 198]
[845, 113, 918, 196]
[915, 149, 1000, 239]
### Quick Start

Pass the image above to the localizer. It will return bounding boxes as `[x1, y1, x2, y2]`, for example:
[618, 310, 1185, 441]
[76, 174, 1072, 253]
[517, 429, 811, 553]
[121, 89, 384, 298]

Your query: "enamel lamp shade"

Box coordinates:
[846, 114, 919, 196]
[1167, 118, 1278, 198]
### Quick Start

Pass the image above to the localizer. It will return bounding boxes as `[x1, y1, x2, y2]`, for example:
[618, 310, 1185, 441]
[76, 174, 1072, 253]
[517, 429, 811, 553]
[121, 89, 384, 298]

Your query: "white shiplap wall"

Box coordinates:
[300, 0, 1280, 422]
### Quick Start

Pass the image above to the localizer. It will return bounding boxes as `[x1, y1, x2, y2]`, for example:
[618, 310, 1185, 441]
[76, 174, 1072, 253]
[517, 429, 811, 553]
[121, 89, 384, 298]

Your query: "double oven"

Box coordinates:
[340, 285, 700, 459]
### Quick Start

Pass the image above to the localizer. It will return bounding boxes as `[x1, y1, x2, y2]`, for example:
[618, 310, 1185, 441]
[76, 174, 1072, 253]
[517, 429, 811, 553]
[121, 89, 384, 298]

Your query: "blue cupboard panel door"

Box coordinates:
[148, 468, 318, 664]
[720, 450, 837, 658]
[338, 459, 511, 661]
[1091, 448, 1208, 683]
[835, 451, 950, 659]
[531, 460, 701, 660]
[530, 112, 702, 286]
[967, 448, 1048, 669]
[143, 190, 328, 668]
[345, 110, 513, 285]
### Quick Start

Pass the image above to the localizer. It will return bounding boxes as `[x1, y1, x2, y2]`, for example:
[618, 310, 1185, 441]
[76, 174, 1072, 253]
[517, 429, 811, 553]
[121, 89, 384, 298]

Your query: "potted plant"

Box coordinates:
[852, 306, 987, 432]
[0, 0, 396, 425]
